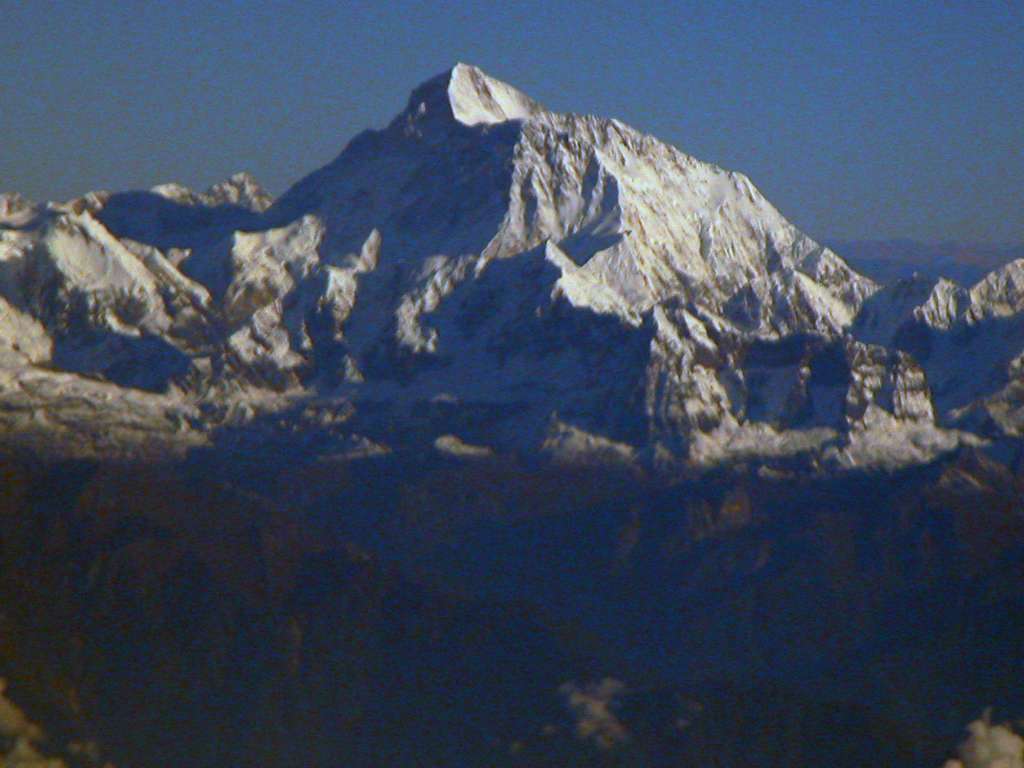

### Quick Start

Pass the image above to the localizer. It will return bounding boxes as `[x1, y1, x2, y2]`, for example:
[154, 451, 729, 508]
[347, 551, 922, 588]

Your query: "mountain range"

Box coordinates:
[1, 63, 1022, 472]
[1, 64, 1023, 767]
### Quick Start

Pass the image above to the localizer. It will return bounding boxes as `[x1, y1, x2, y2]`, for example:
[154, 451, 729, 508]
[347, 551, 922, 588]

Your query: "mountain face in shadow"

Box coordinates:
[96, 191, 265, 251]
[0, 448, 1021, 767]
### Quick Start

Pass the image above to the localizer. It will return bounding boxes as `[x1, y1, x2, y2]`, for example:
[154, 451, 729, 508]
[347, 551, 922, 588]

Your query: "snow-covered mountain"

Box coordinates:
[0, 64, 1020, 467]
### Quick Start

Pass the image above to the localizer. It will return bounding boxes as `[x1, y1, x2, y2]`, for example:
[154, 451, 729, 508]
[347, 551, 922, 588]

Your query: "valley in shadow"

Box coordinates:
[0, 443, 1021, 766]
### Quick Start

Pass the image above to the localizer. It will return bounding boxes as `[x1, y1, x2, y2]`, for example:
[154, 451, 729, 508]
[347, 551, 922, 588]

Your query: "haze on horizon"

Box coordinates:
[2, 0, 1021, 244]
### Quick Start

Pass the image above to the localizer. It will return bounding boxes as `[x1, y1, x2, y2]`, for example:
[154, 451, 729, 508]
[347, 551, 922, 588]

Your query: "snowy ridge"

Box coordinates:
[968, 258, 1024, 321]
[152, 172, 274, 213]
[0, 64, 1020, 468]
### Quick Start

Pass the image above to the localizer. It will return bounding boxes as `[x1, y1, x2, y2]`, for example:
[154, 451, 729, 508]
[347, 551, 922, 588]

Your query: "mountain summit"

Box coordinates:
[0, 64, 1020, 466]
[443, 62, 544, 125]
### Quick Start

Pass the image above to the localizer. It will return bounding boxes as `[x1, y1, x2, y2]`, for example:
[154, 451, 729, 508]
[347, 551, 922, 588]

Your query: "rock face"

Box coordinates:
[0, 64, 1021, 466]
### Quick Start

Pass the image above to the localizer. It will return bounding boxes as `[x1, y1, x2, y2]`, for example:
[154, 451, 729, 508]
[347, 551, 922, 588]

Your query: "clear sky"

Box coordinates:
[2, 0, 1021, 243]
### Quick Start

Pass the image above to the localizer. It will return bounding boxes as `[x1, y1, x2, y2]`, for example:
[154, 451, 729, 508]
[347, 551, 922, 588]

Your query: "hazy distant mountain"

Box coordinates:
[0, 64, 1022, 470]
[829, 239, 1024, 285]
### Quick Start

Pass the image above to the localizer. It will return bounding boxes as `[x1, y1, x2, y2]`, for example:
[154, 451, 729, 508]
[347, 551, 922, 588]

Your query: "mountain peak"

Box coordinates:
[397, 63, 544, 129]
[148, 172, 273, 213]
[447, 63, 543, 125]
[205, 171, 274, 212]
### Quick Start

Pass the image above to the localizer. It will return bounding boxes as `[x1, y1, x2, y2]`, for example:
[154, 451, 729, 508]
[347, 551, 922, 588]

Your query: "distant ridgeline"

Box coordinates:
[830, 239, 1024, 285]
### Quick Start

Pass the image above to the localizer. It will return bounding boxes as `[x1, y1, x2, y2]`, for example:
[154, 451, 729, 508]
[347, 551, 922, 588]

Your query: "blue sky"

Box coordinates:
[2, 0, 1021, 242]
